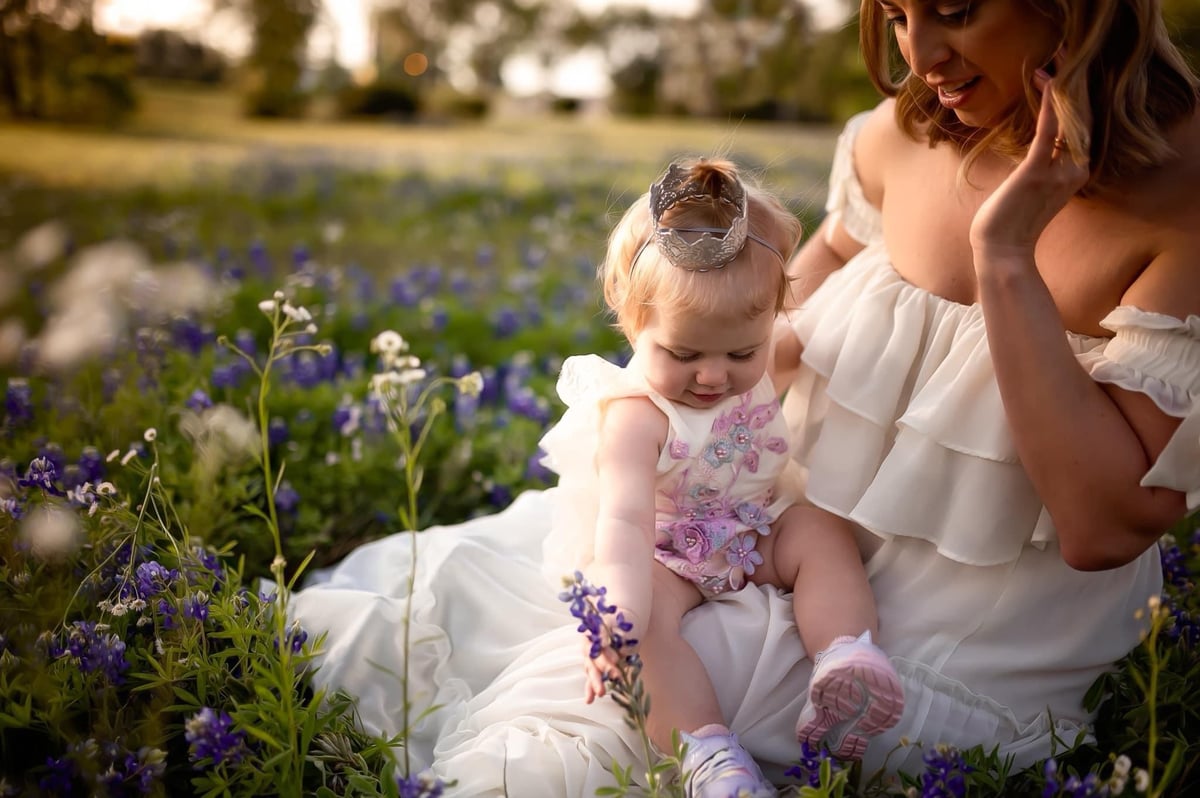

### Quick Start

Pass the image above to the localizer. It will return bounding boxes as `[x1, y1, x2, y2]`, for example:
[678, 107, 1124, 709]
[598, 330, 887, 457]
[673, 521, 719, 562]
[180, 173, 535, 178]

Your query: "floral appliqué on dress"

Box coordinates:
[654, 390, 788, 594]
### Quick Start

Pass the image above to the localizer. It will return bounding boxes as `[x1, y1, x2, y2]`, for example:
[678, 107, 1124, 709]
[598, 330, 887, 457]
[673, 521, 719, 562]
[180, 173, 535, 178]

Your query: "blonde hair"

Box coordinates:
[859, 0, 1199, 191]
[601, 159, 803, 341]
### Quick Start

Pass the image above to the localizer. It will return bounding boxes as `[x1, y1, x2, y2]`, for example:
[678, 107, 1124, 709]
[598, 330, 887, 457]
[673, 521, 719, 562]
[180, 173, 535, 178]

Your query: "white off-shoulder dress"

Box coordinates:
[289, 113, 1200, 794]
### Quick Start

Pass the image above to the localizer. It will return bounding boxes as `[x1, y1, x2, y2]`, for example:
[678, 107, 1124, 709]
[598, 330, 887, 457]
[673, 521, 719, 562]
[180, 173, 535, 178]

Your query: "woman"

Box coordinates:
[290, 0, 1200, 791]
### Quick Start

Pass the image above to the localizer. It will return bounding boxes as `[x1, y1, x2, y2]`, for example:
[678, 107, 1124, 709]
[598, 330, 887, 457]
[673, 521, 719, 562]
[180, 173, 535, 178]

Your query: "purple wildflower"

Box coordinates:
[395, 770, 447, 798]
[184, 593, 210, 623]
[784, 740, 843, 788]
[274, 481, 300, 515]
[559, 572, 637, 661]
[18, 455, 63, 495]
[185, 389, 213, 412]
[185, 707, 248, 768]
[919, 745, 972, 798]
[38, 754, 79, 794]
[4, 378, 33, 426]
[51, 621, 130, 685]
[134, 561, 179, 599]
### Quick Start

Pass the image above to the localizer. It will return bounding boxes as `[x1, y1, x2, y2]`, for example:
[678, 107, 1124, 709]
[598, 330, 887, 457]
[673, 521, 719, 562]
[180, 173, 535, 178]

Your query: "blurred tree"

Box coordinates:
[369, 0, 540, 117]
[0, 0, 137, 124]
[136, 29, 227, 84]
[214, 0, 319, 117]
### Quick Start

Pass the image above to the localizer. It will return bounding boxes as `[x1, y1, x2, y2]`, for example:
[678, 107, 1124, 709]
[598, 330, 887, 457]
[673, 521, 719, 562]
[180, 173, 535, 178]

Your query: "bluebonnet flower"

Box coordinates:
[396, 770, 447, 798]
[76, 446, 106, 484]
[95, 746, 166, 797]
[172, 316, 209, 355]
[559, 572, 637, 661]
[5, 377, 33, 426]
[1160, 541, 1191, 590]
[492, 307, 520, 338]
[134, 561, 179, 599]
[18, 455, 63, 495]
[190, 545, 225, 585]
[184, 592, 210, 623]
[919, 745, 972, 798]
[784, 740, 843, 788]
[185, 388, 213, 412]
[274, 481, 300, 515]
[0, 497, 22, 520]
[274, 622, 309, 654]
[268, 416, 289, 446]
[38, 753, 79, 794]
[185, 707, 248, 768]
[1041, 758, 1109, 797]
[391, 276, 420, 307]
[50, 621, 130, 685]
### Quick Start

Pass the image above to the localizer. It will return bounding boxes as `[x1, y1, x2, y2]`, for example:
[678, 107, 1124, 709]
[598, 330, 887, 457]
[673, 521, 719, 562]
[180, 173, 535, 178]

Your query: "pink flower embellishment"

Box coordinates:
[667, 519, 714, 564]
[669, 440, 690, 459]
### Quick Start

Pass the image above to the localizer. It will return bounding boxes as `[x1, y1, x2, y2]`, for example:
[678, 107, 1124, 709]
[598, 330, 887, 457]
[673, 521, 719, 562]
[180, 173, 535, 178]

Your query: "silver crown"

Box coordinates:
[633, 162, 783, 272]
[647, 162, 749, 272]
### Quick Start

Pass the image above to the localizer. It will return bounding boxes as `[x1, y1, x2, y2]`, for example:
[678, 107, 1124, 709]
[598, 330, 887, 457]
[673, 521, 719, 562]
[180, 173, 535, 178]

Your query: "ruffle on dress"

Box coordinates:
[823, 110, 882, 246]
[1078, 307, 1200, 509]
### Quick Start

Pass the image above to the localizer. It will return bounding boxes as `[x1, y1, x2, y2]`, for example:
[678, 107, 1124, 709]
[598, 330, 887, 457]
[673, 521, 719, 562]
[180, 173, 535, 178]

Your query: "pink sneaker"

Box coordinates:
[680, 730, 778, 798]
[795, 631, 904, 760]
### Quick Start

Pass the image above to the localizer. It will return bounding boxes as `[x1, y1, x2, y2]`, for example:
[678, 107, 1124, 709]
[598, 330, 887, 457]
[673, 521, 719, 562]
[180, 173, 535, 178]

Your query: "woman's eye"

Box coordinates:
[937, 5, 970, 22]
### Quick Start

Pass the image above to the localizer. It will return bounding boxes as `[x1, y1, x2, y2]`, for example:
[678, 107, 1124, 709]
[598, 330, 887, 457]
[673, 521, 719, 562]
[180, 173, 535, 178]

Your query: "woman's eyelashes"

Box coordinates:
[880, 1, 974, 27]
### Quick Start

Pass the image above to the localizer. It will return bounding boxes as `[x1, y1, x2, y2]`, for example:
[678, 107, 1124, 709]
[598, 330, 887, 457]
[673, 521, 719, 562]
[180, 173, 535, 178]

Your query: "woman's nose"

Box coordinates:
[904, 19, 953, 78]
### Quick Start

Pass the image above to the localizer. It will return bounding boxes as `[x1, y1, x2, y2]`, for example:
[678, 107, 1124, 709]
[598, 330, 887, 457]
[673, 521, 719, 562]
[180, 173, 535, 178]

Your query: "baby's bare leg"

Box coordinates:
[637, 562, 718, 750]
[750, 505, 877, 657]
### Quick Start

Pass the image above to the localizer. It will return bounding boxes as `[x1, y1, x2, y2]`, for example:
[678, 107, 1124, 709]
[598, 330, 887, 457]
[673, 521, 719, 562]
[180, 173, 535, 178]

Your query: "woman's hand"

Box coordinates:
[969, 69, 1092, 263]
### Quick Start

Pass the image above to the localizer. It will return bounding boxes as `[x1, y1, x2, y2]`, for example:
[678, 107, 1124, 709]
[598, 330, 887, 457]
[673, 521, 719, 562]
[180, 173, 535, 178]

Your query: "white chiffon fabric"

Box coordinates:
[290, 112, 1200, 795]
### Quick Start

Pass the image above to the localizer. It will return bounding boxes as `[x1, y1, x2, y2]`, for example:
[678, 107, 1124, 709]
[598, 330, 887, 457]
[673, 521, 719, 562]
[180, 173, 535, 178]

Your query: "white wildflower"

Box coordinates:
[370, 330, 407, 355]
[273, 290, 285, 300]
[258, 299, 277, 314]
[281, 302, 312, 323]
[305, 323, 318, 335]
[1113, 755, 1131, 777]
[322, 220, 345, 244]
[459, 371, 484, 398]
[120, 449, 139, 466]
[324, 451, 340, 465]
[19, 503, 82, 560]
[155, 637, 164, 655]
[143, 427, 157, 442]
[106, 449, 121, 463]
[96, 482, 117, 495]
[1134, 768, 1150, 792]
[272, 555, 287, 572]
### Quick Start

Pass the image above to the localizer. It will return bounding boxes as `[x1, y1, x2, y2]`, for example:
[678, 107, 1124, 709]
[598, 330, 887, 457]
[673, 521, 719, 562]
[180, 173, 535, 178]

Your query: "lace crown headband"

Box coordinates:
[631, 161, 785, 273]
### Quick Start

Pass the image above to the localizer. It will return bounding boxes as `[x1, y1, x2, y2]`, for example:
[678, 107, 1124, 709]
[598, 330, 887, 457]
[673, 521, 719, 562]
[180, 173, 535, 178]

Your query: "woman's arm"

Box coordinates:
[971, 81, 1191, 570]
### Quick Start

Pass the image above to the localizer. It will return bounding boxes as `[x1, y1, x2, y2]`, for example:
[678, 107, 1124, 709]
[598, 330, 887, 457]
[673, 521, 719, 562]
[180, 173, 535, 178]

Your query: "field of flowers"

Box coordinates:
[0, 113, 1198, 797]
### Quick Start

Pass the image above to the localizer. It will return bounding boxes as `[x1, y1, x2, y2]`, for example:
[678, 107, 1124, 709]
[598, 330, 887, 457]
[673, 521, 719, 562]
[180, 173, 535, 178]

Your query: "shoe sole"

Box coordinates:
[796, 657, 904, 760]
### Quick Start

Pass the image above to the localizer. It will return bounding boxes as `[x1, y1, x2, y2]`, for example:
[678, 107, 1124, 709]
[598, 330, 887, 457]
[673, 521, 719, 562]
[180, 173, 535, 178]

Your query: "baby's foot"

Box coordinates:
[795, 630, 904, 760]
[681, 730, 777, 798]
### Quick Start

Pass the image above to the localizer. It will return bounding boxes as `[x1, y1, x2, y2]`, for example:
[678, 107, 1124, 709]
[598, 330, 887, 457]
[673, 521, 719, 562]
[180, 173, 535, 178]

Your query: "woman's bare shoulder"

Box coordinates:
[854, 99, 919, 207]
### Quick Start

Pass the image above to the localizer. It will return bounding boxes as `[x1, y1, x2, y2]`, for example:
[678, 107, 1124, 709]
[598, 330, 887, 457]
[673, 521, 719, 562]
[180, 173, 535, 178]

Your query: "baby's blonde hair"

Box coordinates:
[601, 158, 803, 341]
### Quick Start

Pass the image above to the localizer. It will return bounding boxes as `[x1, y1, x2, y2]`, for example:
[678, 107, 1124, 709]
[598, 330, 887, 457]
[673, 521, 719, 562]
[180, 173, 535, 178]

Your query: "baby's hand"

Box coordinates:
[581, 635, 625, 703]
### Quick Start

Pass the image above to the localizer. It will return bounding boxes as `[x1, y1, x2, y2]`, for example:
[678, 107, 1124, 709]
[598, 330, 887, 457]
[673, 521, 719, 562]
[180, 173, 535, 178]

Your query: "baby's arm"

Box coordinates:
[770, 316, 803, 396]
[583, 395, 666, 700]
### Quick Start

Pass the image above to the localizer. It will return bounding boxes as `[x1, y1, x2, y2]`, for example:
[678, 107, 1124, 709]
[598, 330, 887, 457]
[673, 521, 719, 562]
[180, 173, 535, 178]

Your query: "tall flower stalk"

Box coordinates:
[368, 329, 482, 777]
[218, 290, 330, 792]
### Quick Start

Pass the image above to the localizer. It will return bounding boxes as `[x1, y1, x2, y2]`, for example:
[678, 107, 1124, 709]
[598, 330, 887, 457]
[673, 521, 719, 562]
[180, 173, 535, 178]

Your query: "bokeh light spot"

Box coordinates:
[403, 53, 428, 77]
